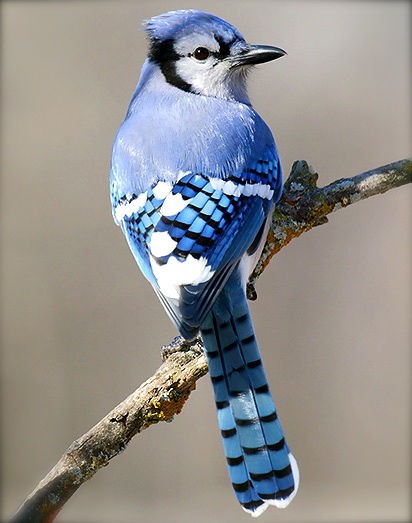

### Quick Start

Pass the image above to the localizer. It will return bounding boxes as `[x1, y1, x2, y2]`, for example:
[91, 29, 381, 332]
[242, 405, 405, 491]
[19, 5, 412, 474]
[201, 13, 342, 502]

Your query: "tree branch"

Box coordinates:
[11, 339, 207, 523]
[247, 158, 412, 297]
[11, 158, 411, 523]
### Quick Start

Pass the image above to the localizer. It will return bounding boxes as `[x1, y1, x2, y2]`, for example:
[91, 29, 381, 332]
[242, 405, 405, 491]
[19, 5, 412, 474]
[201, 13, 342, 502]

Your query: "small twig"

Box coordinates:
[11, 158, 411, 523]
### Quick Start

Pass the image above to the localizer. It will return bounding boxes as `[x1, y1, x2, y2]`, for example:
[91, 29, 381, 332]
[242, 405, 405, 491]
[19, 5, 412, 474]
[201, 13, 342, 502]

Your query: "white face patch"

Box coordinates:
[173, 33, 220, 56]
[170, 32, 250, 102]
[173, 33, 221, 96]
[150, 254, 215, 299]
[149, 231, 178, 258]
[174, 57, 248, 101]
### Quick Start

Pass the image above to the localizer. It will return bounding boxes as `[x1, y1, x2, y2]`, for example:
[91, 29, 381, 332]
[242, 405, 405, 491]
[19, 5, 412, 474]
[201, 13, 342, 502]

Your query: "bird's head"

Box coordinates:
[144, 10, 286, 103]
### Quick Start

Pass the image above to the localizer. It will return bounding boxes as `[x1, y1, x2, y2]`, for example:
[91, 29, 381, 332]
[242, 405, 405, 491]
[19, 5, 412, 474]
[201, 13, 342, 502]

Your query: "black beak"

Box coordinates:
[230, 44, 287, 67]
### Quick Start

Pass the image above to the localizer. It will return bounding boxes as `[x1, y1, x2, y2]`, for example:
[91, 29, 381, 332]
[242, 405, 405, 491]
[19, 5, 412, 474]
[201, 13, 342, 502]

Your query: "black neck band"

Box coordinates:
[149, 38, 192, 93]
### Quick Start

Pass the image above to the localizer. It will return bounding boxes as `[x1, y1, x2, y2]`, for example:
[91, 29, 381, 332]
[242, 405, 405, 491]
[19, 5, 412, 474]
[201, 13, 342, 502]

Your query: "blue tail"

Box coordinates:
[200, 271, 299, 516]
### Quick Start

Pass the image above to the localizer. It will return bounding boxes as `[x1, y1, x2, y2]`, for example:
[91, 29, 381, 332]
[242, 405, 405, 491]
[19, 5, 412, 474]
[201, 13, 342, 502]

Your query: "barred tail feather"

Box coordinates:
[200, 276, 299, 516]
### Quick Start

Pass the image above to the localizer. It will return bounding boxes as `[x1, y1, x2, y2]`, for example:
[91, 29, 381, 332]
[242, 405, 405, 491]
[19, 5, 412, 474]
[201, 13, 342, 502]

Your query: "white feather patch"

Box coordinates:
[244, 502, 269, 518]
[242, 184, 254, 197]
[150, 254, 215, 299]
[266, 453, 299, 509]
[177, 170, 192, 181]
[223, 180, 242, 197]
[149, 231, 177, 258]
[209, 178, 225, 191]
[152, 181, 172, 200]
[160, 193, 191, 217]
[208, 178, 274, 200]
[115, 192, 147, 223]
[257, 184, 274, 199]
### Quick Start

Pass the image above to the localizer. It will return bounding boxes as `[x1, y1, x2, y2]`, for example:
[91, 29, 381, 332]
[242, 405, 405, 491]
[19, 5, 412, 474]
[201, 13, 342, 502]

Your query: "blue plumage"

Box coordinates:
[201, 272, 297, 513]
[110, 9, 298, 516]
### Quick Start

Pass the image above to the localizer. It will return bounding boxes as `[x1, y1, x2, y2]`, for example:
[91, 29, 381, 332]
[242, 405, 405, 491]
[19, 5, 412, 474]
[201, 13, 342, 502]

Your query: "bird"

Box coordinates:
[110, 9, 299, 516]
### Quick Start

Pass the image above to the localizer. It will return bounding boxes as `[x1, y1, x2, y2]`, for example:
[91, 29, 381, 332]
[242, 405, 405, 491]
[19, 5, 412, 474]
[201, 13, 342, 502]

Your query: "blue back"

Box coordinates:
[111, 62, 278, 196]
[110, 61, 282, 334]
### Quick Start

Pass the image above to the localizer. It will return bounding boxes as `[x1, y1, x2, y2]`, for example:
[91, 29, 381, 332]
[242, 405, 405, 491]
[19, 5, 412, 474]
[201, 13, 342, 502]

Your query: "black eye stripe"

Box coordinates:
[215, 35, 237, 58]
[189, 36, 239, 61]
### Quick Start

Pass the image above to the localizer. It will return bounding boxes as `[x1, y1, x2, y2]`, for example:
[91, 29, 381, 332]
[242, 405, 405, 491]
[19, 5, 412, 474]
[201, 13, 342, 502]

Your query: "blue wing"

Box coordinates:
[111, 148, 282, 339]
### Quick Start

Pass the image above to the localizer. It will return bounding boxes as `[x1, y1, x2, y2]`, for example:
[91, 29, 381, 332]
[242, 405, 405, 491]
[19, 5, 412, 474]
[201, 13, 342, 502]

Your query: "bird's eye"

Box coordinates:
[193, 47, 210, 60]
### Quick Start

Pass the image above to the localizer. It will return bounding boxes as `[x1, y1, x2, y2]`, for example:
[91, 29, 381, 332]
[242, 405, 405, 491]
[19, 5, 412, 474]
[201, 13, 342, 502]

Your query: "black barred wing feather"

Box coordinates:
[111, 158, 281, 338]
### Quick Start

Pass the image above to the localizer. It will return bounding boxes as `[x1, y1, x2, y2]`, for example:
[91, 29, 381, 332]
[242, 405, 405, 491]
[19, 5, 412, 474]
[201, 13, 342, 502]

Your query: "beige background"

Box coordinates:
[1, 1, 410, 522]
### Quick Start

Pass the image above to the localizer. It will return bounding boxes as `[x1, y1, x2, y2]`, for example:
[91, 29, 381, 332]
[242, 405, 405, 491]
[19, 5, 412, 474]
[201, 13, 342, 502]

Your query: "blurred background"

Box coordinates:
[1, 1, 410, 522]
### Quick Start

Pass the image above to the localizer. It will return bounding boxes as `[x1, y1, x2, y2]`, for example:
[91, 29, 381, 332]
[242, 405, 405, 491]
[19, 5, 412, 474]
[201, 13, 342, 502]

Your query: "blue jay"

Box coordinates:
[110, 10, 299, 516]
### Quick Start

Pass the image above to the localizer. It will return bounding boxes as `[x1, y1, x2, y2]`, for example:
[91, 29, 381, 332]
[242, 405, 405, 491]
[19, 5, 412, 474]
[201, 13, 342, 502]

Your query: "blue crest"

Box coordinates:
[144, 9, 245, 44]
